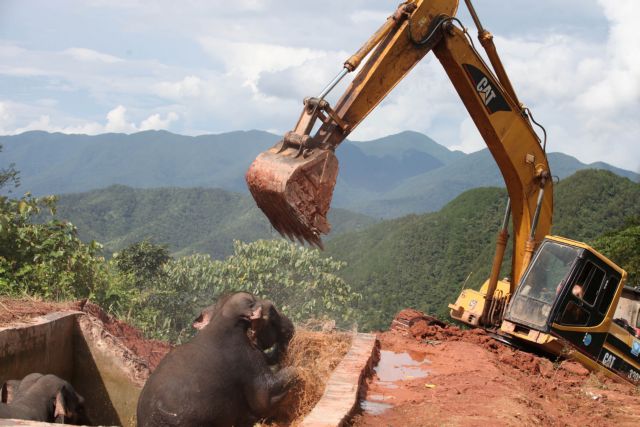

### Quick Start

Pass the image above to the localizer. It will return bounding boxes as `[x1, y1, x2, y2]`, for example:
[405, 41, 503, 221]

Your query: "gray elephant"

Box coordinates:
[137, 292, 298, 427]
[193, 296, 295, 366]
[0, 373, 90, 425]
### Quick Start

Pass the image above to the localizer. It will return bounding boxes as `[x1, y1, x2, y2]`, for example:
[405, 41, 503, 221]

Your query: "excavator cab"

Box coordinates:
[504, 238, 583, 333]
[500, 236, 640, 382]
[503, 236, 625, 336]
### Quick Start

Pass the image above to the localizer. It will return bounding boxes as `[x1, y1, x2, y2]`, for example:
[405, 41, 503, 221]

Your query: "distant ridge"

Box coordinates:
[2, 130, 637, 218]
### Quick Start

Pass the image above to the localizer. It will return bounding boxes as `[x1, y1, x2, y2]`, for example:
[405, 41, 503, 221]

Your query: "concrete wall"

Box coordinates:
[0, 312, 148, 427]
[1, 312, 374, 427]
[0, 312, 77, 386]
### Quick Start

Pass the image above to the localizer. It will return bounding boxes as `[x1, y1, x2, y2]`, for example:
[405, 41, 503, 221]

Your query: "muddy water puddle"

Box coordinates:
[360, 350, 431, 415]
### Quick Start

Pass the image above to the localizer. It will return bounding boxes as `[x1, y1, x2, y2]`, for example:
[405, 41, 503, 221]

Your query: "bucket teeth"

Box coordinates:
[246, 143, 338, 248]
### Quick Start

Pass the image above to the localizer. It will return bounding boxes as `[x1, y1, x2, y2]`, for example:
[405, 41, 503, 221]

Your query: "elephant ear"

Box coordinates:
[193, 309, 215, 330]
[54, 385, 72, 422]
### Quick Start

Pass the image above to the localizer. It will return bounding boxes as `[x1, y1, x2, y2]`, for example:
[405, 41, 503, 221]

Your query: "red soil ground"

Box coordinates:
[351, 309, 640, 427]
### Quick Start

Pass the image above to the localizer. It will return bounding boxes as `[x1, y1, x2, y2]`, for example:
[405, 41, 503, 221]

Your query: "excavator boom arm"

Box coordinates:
[432, 23, 552, 286]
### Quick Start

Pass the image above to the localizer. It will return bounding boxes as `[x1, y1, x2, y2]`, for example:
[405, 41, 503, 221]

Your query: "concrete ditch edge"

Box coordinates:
[300, 332, 380, 427]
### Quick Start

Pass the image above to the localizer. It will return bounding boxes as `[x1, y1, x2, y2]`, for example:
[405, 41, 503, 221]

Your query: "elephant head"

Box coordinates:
[193, 294, 295, 366]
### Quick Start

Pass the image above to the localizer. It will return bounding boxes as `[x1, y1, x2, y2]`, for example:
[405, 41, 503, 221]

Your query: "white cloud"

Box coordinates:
[63, 48, 123, 63]
[450, 118, 484, 153]
[256, 50, 350, 101]
[0, 102, 14, 124]
[140, 111, 179, 131]
[576, 0, 640, 112]
[0, 1, 637, 172]
[198, 38, 325, 89]
[0, 102, 180, 135]
[350, 10, 389, 24]
[104, 105, 137, 133]
[154, 76, 206, 100]
[35, 98, 59, 107]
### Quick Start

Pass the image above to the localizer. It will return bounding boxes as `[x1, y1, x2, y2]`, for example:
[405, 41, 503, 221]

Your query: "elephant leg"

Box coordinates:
[267, 366, 297, 406]
[246, 366, 298, 417]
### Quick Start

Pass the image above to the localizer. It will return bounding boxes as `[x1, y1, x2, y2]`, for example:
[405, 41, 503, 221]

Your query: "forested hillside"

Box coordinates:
[553, 169, 640, 240]
[54, 185, 377, 258]
[355, 149, 640, 218]
[327, 170, 640, 330]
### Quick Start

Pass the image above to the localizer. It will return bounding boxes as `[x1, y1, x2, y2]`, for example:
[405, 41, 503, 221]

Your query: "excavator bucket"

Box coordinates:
[246, 142, 339, 248]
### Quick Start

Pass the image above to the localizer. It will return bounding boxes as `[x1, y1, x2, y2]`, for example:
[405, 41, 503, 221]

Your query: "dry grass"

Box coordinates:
[262, 327, 353, 426]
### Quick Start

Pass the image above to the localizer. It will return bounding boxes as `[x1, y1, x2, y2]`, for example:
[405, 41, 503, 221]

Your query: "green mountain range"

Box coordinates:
[325, 170, 640, 330]
[53, 185, 377, 259]
[2, 130, 636, 218]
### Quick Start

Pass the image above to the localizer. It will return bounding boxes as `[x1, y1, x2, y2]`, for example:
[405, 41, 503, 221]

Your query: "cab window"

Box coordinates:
[557, 261, 608, 327]
[597, 277, 619, 315]
[574, 261, 605, 306]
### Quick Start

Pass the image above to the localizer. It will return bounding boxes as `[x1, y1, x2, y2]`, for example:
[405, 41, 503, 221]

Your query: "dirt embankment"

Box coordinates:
[0, 297, 172, 371]
[352, 309, 640, 427]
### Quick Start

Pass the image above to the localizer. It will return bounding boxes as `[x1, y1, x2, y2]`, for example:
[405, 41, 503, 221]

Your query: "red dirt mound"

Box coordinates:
[0, 297, 80, 325]
[81, 301, 172, 371]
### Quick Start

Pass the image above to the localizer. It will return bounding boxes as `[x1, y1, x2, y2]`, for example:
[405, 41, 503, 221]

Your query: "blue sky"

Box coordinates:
[0, 0, 638, 172]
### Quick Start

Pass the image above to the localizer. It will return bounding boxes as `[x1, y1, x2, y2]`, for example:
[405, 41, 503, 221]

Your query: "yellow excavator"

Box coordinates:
[246, 0, 638, 384]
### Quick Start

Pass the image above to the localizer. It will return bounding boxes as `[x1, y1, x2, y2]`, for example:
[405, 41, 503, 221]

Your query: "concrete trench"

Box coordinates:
[0, 311, 147, 427]
[0, 312, 378, 427]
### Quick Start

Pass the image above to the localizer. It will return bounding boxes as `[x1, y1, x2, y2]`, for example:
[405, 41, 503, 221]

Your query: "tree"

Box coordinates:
[0, 144, 20, 192]
[112, 240, 171, 289]
[593, 224, 640, 287]
[122, 239, 361, 342]
[210, 240, 361, 325]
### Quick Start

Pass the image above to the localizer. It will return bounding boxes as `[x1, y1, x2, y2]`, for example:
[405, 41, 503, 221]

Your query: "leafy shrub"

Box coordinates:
[0, 193, 105, 299]
[208, 239, 361, 324]
[136, 240, 359, 341]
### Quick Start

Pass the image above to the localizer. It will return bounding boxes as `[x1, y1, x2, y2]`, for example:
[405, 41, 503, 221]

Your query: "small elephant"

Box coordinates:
[0, 374, 90, 425]
[193, 295, 295, 366]
[137, 292, 297, 427]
